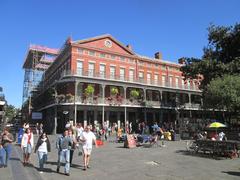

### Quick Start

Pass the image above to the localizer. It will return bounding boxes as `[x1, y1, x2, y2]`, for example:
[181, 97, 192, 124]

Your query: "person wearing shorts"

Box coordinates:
[21, 128, 34, 165]
[80, 126, 98, 170]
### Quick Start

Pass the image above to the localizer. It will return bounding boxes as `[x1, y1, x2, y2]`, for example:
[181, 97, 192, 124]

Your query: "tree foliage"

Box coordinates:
[5, 104, 17, 122]
[180, 23, 240, 90]
[204, 75, 240, 112]
[180, 23, 240, 113]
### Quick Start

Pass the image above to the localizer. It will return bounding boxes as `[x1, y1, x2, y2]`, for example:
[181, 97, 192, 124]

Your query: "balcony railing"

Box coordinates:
[61, 69, 200, 91]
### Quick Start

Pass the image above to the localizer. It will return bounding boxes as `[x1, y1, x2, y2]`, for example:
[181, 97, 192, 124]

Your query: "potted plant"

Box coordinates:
[130, 89, 139, 99]
[84, 85, 95, 103]
[111, 87, 119, 96]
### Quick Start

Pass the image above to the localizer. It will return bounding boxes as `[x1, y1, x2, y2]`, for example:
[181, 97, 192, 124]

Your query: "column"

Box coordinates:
[102, 84, 106, 127]
[117, 112, 121, 129]
[94, 110, 98, 126]
[188, 93, 192, 118]
[54, 105, 57, 135]
[106, 111, 110, 128]
[74, 81, 78, 125]
[84, 110, 87, 128]
[153, 112, 156, 122]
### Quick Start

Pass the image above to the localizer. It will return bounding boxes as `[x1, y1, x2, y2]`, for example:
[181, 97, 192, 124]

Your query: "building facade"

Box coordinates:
[23, 34, 207, 135]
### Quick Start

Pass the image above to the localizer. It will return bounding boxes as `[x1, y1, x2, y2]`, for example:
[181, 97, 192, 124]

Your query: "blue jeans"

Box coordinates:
[0, 147, 6, 166]
[57, 150, 70, 173]
[3, 144, 12, 166]
[37, 151, 48, 169]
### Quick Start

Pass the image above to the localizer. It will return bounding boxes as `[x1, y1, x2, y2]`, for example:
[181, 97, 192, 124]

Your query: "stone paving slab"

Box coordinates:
[2, 135, 240, 180]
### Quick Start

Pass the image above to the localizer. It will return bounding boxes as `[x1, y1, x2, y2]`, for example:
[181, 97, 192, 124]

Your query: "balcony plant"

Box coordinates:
[130, 89, 139, 99]
[110, 87, 119, 96]
[84, 85, 95, 103]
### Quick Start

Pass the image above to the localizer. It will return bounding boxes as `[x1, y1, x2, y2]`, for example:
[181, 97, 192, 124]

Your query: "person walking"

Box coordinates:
[56, 129, 73, 176]
[34, 132, 51, 173]
[79, 125, 98, 171]
[68, 129, 77, 167]
[21, 128, 34, 165]
[1, 128, 14, 167]
[35, 123, 39, 136]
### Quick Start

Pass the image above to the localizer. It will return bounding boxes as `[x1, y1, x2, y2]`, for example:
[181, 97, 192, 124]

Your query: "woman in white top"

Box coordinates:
[34, 132, 51, 173]
[21, 128, 34, 165]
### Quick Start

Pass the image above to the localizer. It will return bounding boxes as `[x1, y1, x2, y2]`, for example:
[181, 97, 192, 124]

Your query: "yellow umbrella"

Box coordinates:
[208, 122, 226, 128]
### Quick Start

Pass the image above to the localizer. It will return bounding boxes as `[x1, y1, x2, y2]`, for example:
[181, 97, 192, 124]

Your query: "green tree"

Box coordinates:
[180, 23, 240, 118]
[180, 23, 240, 90]
[5, 105, 17, 122]
[204, 75, 240, 113]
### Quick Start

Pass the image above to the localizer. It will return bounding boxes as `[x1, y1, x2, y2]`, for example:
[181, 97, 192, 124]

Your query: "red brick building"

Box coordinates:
[23, 34, 205, 135]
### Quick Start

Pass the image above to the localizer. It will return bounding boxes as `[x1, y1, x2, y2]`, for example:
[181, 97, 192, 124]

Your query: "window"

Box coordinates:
[161, 65, 166, 70]
[89, 50, 95, 56]
[77, 48, 83, 54]
[147, 63, 152, 67]
[110, 66, 116, 79]
[169, 76, 173, 87]
[120, 68, 125, 81]
[100, 53, 106, 58]
[162, 76, 166, 86]
[77, 61, 83, 75]
[139, 72, 144, 83]
[182, 79, 185, 89]
[147, 73, 152, 84]
[154, 74, 158, 85]
[111, 55, 115, 60]
[120, 56, 125, 61]
[128, 59, 134, 64]
[88, 63, 95, 77]
[129, 69, 134, 82]
[99, 64, 106, 78]
[187, 80, 191, 89]
[175, 77, 179, 88]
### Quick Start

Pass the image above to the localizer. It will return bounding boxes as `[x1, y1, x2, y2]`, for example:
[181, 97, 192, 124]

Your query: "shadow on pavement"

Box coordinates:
[10, 157, 21, 161]
[35, 167, 54, 173]
[222, 171, 240, 177]
[175, 150, 225, 160]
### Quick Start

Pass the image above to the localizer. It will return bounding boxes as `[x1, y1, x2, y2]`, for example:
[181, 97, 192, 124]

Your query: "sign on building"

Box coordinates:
[32, 112, 42, 120]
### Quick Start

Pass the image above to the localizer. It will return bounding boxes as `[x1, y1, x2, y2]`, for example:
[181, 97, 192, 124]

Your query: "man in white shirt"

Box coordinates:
[80, 125, 98, 170]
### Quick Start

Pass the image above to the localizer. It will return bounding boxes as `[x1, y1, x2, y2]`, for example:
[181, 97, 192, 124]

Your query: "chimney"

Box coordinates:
[126, 44, 133, 51]
[155, 52, 162, 60]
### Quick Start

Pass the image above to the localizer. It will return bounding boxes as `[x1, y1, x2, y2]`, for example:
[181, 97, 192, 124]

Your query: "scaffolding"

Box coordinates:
[22, 45, 59, 120]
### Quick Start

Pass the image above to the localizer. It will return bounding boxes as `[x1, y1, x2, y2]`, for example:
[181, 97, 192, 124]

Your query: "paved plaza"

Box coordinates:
[0, 135, 240, 180]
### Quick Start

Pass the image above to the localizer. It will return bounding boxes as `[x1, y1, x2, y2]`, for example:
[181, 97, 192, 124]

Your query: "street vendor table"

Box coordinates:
[194, 139, 240, 158]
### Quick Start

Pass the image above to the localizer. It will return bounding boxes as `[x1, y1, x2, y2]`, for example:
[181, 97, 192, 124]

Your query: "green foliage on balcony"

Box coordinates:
[130, 89, 139, 99]
[111, 87, 119, 95]
[84, 85, 94, 97]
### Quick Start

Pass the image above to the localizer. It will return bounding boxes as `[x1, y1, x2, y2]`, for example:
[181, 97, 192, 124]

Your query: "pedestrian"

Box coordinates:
[0, 133, 6, 167]
[79, 125, 98, 171]
[35, 123, 39, 136]
[21, 128, 34, 165]
[1, 128, 14, 167]
[56, 129, 73, 176]
[39, 123, 43, 134]
[34, 132, 51, 173]
[68, 129, 77, 167]
[76, 123, 84, 138]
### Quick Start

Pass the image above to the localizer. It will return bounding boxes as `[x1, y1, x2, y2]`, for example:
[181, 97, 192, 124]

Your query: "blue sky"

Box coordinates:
[0, 0, 239, 108]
